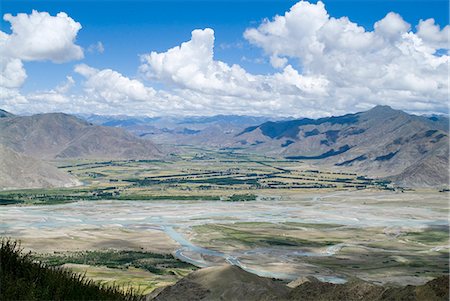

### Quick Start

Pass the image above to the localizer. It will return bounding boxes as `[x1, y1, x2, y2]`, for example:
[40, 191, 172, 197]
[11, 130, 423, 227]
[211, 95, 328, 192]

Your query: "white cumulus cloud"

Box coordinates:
[2, 2, 448, 117]
[416, 18, 450, 50]
[75, 64, 157, 103]
[136, 1, 448, 116]
[374, 12, 410, 41]
[244, 0, 449, 113]
[2, 10, 83, 62]
[140, 28, 254, 94]
[0, 10, 83, 109]
[139, 28, 329, 109]
[0, 57, 27, 89]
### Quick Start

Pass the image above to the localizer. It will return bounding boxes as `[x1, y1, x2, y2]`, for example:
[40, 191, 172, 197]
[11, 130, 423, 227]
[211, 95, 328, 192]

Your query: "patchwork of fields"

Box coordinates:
[0, 148, 394, 206]
[0, 149, 448, 295]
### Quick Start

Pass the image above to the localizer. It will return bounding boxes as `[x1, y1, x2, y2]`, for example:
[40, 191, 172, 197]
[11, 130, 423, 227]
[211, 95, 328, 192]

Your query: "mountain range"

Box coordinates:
[0, 106, 448, 189]
[81, 114, 280, 147]
[231, 106, 449, 187]
[79, 106, 448, 187]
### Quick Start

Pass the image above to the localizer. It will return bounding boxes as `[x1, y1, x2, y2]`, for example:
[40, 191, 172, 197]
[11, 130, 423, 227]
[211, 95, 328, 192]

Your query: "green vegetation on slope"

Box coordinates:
[0, 239, 141, 301]
[34, 250, 196, 276]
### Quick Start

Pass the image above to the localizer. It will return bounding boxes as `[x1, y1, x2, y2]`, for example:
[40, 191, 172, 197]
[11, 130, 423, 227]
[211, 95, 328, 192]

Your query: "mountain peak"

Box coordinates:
[0, 112, 162, 160]
[368, 105, 395, 112]
[153, 264, 290, 301]
[362, 105, 403, 118]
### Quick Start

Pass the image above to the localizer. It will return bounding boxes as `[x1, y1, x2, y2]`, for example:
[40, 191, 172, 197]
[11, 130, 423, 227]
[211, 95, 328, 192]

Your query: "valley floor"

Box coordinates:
[1, 190, 448, 295]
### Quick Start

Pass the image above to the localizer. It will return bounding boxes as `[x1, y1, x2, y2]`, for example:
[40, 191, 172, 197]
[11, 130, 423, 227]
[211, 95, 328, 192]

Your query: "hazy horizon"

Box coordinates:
[2, 104, 449, 120]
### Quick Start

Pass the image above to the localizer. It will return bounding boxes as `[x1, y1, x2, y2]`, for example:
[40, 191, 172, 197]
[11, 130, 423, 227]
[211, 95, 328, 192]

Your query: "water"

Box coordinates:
[1, 194, 447, 284]
[163, 225, 314, 281]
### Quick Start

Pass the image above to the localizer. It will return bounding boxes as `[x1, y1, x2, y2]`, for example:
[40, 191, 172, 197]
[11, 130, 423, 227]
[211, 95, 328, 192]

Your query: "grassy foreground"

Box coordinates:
[0, 239, 142, 301]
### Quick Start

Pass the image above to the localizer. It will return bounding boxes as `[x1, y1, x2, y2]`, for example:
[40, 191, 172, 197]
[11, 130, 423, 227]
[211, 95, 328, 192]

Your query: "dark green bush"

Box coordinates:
[0, 239, 142, 301]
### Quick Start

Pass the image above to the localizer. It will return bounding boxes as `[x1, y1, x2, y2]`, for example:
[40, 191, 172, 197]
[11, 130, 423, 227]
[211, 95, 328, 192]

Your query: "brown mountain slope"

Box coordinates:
[234, 106, 449, 187]
[288, 275, 449, 301]
[151, 265, 448, 301]
[0, 145, 80, 190]
[152, 265, 290, 301]
[387, 142, 449, 187]
[0, 113, 162, 160]
[83, 114, 277, 148]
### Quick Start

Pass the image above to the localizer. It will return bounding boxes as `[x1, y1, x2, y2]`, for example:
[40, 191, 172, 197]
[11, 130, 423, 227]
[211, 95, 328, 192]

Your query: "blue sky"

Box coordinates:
[1, 0, 449, 116]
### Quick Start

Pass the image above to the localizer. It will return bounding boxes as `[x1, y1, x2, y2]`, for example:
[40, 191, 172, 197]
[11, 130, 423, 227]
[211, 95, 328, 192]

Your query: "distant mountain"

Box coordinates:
[425, 115, 449, 132]
[233, 106, 449, 187]
[174, 115, 277, 125]
[0, 109, 14, 118]
[80, 114, 281, 147]
[82, 114, 274, 127]
[79, 114, 160, 127]
[0, 145, 80, 190]
[0, 112, 162, 160]
[2, 107, 447, 187]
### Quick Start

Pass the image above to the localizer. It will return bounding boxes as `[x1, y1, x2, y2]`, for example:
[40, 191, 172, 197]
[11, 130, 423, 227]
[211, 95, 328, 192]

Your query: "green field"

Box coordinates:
[32, 250, 197, 294]
[190, 221, 449, 283]
[0, 149, 396, 206]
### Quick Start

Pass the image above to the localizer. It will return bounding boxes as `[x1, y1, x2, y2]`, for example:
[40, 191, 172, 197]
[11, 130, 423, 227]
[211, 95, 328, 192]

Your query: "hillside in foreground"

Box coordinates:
[152, 265, 449, 301]
[3, 238, 447, 301]
[0, 239, 141, 301]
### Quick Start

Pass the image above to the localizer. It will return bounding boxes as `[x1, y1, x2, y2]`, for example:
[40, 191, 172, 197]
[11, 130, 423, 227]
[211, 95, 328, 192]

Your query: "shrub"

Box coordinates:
[0, 238, 142, 301]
